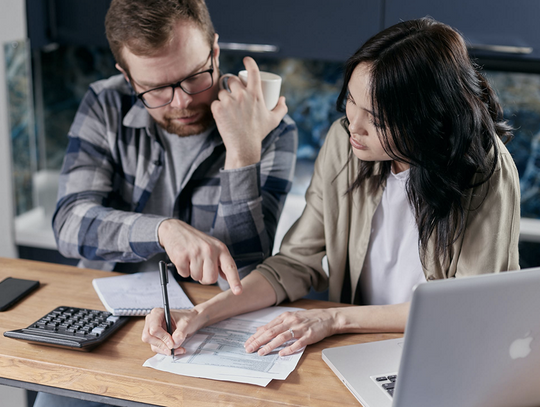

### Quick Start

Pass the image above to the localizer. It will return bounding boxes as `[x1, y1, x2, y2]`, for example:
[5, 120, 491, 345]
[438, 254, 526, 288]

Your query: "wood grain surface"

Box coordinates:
[0, 257, 401, 406]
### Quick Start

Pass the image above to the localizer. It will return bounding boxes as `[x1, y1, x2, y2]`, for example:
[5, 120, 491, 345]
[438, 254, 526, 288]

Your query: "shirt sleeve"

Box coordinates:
[215, 116, 298, 289]
[52, 87, 167, 263]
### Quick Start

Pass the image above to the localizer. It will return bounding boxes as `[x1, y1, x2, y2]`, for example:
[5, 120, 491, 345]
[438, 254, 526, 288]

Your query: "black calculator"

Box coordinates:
[4, 306, 128, 351]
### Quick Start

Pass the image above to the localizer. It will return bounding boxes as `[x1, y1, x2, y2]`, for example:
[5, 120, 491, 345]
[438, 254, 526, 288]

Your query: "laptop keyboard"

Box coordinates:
[375, 374, 398, 397]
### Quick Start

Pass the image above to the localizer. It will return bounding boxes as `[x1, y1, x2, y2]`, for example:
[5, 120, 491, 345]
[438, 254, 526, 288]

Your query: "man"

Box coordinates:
[52, 0, 297, 296]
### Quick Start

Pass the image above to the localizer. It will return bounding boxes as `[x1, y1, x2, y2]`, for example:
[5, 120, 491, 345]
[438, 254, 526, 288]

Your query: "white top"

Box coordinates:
[359, 169, 426, 305]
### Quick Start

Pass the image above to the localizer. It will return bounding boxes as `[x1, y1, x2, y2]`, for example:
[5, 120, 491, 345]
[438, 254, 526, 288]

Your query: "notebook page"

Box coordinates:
[92, 270, 193, 316]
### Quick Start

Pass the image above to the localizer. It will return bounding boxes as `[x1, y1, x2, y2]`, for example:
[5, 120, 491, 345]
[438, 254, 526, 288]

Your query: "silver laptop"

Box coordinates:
[322, 267, 540, 407]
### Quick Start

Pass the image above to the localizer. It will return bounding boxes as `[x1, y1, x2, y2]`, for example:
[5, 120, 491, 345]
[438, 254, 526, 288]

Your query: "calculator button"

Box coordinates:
[91, 327, 106, 335]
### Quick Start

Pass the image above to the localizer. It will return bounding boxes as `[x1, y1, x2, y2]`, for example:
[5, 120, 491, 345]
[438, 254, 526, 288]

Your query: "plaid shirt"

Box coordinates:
[52, 74, 298, 272]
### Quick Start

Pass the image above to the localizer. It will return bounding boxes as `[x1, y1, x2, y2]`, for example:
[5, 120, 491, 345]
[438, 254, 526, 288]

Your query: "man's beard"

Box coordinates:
[156, 105, 214, 137]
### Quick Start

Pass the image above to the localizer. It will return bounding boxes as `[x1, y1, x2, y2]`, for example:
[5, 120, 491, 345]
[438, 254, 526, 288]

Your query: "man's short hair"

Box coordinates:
[105, 0, 215, 73]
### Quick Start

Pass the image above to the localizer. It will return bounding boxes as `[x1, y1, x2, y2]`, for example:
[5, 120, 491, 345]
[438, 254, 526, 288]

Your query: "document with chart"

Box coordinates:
[143, 306, 305, 386]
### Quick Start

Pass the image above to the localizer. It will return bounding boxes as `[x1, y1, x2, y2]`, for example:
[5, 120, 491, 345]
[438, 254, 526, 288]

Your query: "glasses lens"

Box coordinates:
[140, 70, 213, 108]
[141, 87, 174, 108]
[181, 71, 213, 95]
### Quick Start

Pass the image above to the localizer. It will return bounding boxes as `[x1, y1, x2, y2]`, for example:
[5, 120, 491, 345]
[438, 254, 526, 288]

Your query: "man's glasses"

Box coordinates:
[136, 50, 214, 109]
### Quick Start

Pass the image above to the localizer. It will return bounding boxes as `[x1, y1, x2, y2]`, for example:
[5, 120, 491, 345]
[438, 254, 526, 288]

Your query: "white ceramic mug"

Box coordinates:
[238, 70, 282, 110]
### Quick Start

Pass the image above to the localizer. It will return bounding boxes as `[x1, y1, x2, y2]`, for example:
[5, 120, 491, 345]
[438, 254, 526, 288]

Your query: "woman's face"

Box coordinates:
[346, 63, 407, 172]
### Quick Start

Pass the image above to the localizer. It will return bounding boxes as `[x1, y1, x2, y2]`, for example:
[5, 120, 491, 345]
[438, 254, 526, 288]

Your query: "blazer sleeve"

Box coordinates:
[255, 122, 344, 304]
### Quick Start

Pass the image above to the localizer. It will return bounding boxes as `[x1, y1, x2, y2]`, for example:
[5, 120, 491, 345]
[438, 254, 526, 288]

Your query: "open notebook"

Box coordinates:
[92, 270, 193, 316]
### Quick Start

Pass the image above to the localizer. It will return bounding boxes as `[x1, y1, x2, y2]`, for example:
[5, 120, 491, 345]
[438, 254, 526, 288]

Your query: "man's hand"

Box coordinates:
[158, 218, 242, 294]
[211, 57, 288, 169]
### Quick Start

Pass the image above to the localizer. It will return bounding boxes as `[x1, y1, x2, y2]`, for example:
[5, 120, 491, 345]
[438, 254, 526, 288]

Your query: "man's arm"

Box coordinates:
[53, 86, 167, 264]
[213, 117, 297, 271]
[208, 58, 298, 288]
[53, 84, 243, 293]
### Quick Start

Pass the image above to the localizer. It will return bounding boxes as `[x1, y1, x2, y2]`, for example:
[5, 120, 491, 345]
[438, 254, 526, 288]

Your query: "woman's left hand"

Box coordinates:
[244, 308, 339, 357]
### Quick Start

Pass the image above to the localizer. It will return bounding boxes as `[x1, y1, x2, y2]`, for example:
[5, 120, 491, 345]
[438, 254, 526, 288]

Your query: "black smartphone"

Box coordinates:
[0, 277, 40, 311]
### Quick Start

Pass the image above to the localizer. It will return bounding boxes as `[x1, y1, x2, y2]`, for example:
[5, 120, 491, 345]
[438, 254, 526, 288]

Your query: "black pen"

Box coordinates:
[158, 260, 175, 359]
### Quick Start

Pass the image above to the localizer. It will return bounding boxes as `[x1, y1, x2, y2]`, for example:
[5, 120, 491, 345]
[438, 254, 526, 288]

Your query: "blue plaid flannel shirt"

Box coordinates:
[52, 74, 298, 272]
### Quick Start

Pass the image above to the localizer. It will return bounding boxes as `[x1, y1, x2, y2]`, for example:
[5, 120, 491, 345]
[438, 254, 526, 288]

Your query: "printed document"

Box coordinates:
[144, 306, 305, 386]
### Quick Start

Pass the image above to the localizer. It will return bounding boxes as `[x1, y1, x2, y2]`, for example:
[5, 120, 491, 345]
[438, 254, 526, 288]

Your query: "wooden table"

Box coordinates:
[0, 257, 401, 406]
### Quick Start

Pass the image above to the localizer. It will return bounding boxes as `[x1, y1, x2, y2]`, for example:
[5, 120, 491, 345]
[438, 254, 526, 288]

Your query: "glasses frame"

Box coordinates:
[136, 49, 214, 109]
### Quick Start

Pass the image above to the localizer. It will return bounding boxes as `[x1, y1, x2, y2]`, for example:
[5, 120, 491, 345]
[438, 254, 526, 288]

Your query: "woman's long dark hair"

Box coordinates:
[337, 17, 513, 263]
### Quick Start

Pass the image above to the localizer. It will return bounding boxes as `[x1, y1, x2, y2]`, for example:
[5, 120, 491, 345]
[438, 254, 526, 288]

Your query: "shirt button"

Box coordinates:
[427, 276, 436, 281]
[153, 160, 162, 166]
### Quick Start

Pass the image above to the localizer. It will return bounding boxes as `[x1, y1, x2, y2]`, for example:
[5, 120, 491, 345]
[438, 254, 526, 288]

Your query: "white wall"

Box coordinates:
[0, 0, 26, 258]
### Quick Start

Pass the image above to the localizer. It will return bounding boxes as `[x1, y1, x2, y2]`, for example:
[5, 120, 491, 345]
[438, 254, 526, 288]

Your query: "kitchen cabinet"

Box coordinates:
[27, 0, 383, 62]
[26, 0, 111, 49]
[205, 0, 383, 61]
[384, 0, 540, 62]
[25, 0, 540, 62]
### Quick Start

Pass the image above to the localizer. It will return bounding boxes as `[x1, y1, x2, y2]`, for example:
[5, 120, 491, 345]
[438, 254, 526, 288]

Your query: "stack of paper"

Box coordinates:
[143, 306, 305, 386]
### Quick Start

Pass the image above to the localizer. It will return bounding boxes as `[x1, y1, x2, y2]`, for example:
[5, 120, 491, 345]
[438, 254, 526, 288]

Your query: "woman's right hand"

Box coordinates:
[142, 271, 279, 356]
[141, 307, 203, 356]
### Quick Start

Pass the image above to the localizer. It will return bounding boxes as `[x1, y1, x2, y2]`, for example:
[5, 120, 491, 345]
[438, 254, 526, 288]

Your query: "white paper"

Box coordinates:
[92, 270, 193, 316]
[143, 306, 305, 386]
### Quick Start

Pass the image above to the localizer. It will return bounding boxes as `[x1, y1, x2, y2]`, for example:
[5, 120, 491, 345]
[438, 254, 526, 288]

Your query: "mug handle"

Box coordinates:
[219, 74, 235, 93]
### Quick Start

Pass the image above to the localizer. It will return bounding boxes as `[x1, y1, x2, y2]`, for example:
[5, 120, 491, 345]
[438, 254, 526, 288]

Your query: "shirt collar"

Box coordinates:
[121, 99, 222, 150]
[390, 167, 410, 183]
[122, 100, 155, 129]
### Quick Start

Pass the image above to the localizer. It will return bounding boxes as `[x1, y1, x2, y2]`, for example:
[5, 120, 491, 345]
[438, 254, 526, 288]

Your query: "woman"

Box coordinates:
[142, 17, 520, 358]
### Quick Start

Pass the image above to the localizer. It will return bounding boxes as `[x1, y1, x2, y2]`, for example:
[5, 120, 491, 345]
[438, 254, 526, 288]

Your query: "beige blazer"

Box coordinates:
[257, 119, 521, 304]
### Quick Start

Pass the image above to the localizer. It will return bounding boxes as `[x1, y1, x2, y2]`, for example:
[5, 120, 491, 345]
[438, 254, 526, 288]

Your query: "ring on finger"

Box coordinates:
[289, 329, 295, 338]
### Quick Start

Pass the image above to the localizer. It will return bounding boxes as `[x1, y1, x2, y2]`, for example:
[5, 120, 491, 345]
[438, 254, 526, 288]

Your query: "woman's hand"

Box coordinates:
[141, 307, 205, 356]
[244, 308, 340, 357]
[244, 303, 410, 357]
[142, 271, 278, 356]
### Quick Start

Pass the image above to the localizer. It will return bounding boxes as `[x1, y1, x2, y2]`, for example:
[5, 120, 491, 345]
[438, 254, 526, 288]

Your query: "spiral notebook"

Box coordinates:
[92, 270, 194, 316]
